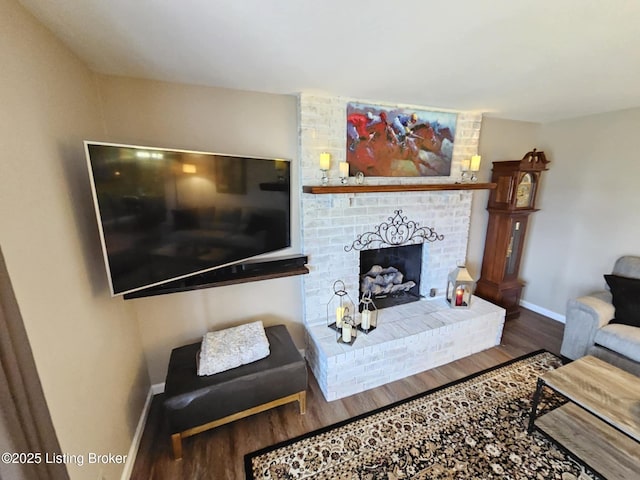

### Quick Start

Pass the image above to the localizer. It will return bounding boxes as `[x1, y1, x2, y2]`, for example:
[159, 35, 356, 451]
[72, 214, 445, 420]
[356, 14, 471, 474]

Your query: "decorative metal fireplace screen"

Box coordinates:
[346, 210, 444, 310]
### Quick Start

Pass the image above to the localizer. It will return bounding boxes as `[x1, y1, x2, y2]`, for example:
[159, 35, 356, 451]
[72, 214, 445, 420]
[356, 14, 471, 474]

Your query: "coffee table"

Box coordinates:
[527, 355, 640, 480]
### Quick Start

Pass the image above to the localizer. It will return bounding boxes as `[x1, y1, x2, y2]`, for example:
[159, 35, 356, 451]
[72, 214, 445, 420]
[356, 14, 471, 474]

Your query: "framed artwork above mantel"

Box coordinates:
[346, 102, 458, 178]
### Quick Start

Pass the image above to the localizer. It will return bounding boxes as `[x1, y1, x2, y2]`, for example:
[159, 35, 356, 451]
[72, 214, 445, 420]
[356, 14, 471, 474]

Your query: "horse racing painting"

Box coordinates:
[346, 102, 457, 177]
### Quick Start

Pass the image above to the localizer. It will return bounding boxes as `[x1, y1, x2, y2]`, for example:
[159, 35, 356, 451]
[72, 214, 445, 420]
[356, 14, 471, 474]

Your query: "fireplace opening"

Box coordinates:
[359, 244, 422, 310]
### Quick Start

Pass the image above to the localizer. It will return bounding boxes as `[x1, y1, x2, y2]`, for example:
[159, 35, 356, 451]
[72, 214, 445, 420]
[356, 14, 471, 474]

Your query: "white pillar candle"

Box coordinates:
[335, 306, 344, 327]
[361, 310, 370, 330]
[461, 159, 470, 171]
[470, 155, 481, 171]
[339, 161, 349, 178]
[342, 323, 352, 342]
[320, 152, 331, 170]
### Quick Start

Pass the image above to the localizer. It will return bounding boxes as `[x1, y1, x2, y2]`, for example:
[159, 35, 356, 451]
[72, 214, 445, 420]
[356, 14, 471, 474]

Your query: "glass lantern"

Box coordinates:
[357, 291, 378, 333]
[336, 306, 357, 345]
[446, 265, 475, 309]
[326, 280, 356, 332]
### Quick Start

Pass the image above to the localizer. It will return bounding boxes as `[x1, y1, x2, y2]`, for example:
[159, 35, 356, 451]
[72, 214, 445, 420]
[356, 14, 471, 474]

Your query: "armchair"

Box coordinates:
[560, 255, 640, 376]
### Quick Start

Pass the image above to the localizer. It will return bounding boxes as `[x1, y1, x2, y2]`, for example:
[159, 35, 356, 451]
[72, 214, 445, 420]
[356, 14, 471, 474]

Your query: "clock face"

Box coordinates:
[515, 173, 533, 208]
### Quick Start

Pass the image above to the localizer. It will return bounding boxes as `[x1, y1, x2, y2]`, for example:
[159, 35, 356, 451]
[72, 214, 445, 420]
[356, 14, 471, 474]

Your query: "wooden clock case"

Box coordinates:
[475, 150, 549, 319]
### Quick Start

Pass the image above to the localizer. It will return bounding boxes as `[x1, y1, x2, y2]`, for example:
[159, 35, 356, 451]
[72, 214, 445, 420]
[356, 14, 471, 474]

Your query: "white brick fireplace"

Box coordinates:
[298, 94, 505, 400]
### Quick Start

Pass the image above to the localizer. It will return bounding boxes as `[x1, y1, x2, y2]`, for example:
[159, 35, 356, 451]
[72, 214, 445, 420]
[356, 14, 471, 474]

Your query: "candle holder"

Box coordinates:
[326, 280, 356, 332]
[469, 155, 481, 183]
[357, 291, 378, 334]
[460, 159, 470, 183]
[319, 152, 331, 186]
[339, 161, 349, 185]
[321, 169, 329, 185]
[446, 265, 475, 309]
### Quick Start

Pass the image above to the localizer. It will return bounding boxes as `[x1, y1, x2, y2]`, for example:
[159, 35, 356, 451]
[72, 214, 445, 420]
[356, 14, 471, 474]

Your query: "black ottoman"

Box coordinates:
[164, 324, 307, 459]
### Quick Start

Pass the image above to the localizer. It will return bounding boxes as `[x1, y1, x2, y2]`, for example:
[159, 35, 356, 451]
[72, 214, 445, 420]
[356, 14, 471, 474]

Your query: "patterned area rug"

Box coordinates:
[245, 351, 600, 479]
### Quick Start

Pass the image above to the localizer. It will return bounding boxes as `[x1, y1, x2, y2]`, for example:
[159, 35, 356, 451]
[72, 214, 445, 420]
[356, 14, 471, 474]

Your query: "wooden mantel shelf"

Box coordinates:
[302, 182, 496, 194]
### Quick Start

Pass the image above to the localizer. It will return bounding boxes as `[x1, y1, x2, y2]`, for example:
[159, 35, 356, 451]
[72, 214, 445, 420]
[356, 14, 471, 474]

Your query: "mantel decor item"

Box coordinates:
[326, 280, 356, 333]
[346, 102, 457, 177]
[357, 291, 378, 333]
[339, 162, 349, 184]
[319, 152, 331, 185]
[446, 265, 475, 309]
[460, 158, 470, 183]
[460, 155, 481, 183]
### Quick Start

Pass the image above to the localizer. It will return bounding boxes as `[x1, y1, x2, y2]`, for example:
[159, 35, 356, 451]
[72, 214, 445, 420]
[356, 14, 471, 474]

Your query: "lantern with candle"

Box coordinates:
[446, 265, 475, 309]
[357, 291, 378, 333]
[326, 280, 356, 333]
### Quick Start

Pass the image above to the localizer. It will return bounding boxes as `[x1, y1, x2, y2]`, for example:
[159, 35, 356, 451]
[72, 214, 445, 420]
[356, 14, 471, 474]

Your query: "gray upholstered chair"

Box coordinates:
[560, 255, 640, 376]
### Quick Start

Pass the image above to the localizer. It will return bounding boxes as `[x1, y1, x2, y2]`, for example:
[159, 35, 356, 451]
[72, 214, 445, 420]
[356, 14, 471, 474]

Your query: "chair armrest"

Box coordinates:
[560, 292, 615, 360]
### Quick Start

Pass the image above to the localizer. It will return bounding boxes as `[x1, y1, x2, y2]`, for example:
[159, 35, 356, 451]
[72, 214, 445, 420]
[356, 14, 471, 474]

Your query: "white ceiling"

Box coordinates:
[18, 0, 640, 122]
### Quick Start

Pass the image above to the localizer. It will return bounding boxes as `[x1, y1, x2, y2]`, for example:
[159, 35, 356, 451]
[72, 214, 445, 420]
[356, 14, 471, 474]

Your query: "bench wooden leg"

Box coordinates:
[298, 391, 306, 414]
[171, 433, 183, 460]
[170, 390, 307, 460]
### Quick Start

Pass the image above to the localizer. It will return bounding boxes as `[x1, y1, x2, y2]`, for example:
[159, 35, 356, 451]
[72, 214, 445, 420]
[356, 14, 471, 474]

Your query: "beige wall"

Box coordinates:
[472, 110, 640, 320]
[0, 1, 149, 479]
[94, 75, 304, 384]
[522, 107, 640, 315]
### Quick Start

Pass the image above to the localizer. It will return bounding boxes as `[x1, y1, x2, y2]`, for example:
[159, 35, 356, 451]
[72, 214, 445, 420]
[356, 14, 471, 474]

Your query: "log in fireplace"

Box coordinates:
[359, 244, 422, 310]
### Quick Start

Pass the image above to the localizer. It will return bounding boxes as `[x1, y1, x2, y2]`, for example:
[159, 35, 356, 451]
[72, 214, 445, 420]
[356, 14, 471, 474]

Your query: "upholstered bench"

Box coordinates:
[163, 324, 307, 459]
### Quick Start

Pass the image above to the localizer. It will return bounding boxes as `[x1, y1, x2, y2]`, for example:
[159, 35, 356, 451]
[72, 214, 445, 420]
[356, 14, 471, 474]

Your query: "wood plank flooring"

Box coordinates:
[130, 308, 564, 480]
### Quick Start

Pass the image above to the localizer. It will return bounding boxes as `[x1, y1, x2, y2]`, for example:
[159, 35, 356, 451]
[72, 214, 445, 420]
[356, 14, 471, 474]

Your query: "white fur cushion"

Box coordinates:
[197, 321, 270, 376]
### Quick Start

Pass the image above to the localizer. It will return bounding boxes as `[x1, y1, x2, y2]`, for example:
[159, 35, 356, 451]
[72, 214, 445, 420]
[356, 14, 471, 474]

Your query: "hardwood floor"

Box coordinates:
[130, 308, 564, 479]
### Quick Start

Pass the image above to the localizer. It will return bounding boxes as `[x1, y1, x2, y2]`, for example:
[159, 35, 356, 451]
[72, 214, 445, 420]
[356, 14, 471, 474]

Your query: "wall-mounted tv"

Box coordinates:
[84, 141, 291, 296]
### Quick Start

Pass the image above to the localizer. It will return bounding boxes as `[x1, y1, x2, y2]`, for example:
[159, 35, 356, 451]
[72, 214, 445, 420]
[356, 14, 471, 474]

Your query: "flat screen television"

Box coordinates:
[84, 141, 291, 296]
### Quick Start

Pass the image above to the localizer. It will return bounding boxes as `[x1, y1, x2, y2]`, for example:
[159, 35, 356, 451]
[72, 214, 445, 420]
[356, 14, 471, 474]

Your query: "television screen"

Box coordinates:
[85, 141, 291, 296]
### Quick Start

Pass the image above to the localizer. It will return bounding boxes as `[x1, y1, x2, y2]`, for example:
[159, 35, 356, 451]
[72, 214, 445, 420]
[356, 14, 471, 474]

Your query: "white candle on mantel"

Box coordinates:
[342, 322, 352, 343]
[320, 152, 331, 170]
[339, 161, 349, 178]
[470, 155, 481, 171]
[361, 310, 370, 330]
[335, 306, 344, 327]
[461, 159, 470, 171]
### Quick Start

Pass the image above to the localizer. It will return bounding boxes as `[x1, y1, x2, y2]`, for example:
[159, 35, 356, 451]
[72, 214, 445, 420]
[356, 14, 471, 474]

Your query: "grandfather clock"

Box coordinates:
[475, 149, 549, 319]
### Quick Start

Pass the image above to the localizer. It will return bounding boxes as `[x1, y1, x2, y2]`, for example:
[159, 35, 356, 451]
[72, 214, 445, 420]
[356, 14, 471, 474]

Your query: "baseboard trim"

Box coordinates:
[120, 387, 154, 480]
[151, 382, 165, 395]
[520, 300, 565, 323]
